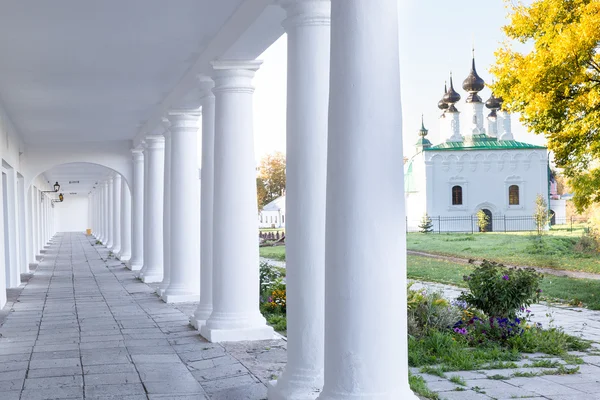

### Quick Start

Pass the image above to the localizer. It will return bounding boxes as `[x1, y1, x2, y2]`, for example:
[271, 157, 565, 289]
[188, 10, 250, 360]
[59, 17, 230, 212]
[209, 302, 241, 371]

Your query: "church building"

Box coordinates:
[405, 57, 565, 232]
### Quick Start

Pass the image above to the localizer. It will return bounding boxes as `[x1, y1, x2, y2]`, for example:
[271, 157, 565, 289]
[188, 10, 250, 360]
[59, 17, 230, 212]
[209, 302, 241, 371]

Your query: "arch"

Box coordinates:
[21, 141, 132, 191]
[479, 209, 493, 232]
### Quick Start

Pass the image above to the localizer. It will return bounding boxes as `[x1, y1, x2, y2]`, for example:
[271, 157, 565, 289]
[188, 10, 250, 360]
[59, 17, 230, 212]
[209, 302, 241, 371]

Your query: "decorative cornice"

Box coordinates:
[211, 60, 262, 94]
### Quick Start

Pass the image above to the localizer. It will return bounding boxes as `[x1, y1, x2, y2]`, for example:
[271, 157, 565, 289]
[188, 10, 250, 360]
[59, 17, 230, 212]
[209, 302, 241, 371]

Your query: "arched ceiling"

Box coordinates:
[41, 163, 114, 197]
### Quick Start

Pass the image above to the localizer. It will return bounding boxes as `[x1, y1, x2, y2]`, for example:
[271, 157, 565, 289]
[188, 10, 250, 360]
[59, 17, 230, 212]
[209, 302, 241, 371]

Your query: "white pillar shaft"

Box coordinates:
[35, 189, 41, 255]
[39, 196, 45, 250]
[119, 180, 132, 261]
[103, 182, 109, 245]
[106, 178, 114, 248]
[129, 149, 144, 270]
[200, 61, 273, 343]
[269, 1, 330, 398]
[112, 174, 122, 254]
[163, 114, 200, 303]
[157, 132, 172, 297]
[318, 1, 415, 399]
[139, 136, 165, 283]
[192, 83, 215, 328]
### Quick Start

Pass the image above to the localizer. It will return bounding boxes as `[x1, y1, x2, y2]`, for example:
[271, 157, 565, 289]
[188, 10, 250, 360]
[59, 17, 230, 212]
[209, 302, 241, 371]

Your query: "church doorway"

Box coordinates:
[479, 209, 493, 232]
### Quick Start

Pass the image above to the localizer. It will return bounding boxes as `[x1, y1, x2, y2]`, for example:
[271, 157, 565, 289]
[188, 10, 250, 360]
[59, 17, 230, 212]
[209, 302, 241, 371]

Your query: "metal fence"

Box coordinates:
[407, 216, 589, 234]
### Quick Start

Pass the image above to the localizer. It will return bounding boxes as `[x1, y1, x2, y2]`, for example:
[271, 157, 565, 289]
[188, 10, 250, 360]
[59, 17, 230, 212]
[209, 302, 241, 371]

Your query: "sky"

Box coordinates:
[250, 0, 546, 163]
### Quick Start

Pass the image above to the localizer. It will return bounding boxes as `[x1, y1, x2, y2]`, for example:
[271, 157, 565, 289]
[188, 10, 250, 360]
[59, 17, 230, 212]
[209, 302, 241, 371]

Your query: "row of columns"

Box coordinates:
[90, 174, 131, 262]
[90, 0, 413, 398]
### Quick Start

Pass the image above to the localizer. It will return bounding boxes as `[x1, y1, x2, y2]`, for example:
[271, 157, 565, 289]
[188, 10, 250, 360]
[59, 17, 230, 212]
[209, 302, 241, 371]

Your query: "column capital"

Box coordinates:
[196, 76, 215, 101]
[165, 111, 201, 131]
[211, 60, 263, 94]
[144, 135, 165, 150]
[280, 0, 331, 29]
[132, 148, 144, 162]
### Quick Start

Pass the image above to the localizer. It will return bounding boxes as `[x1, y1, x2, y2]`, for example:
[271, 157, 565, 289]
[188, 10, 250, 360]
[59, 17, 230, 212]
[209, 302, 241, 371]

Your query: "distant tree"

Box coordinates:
[257, 152, 286, 210]
[256, 176, 268, 212]
[418, 213, 434, 233]
[476, 210, 490, 233]
[490, 0, 600, 211]
[533, 194, 550, 235]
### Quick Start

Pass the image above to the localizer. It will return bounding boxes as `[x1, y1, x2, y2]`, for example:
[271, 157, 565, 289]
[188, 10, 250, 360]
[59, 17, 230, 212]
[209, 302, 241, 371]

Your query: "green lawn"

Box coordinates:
[406, 255, 600, 309]
[259, 246, 286, 261]
[407, 229, 600, 274]
[259, 245, 600, 309]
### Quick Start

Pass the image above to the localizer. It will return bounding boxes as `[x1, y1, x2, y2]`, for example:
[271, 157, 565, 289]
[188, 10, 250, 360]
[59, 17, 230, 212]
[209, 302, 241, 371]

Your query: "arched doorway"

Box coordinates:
[550, 210, 556, 225]
[479, 209, 493, 232]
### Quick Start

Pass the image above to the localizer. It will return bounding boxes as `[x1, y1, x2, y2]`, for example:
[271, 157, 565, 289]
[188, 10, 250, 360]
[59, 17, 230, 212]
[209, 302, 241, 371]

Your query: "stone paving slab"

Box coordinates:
[0, 233, 286, 399]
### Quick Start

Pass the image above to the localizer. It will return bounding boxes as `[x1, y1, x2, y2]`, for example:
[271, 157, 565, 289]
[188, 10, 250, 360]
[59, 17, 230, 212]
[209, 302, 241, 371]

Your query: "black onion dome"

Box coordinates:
[438, 83, 449, 110]
[485, 93, 501, 110]
[442, 75, 461, 106]
[463, 58, 485, 93]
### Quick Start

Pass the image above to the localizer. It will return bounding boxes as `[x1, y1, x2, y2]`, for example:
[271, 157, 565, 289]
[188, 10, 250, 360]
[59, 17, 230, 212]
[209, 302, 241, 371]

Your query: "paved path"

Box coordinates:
[0, 233, 287, 400]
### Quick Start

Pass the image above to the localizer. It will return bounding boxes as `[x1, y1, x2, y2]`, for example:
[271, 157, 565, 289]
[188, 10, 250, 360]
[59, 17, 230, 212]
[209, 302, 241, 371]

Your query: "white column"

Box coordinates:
[269, 1, 330, 398]
[129, 148, 144, 270]
[40, 195, 45, 250]
[157, 131, 172, 297]
[103, 181, 109, 245]
[162, 112, 201, 303]
[27, 187, 35, 267]
[139, 135, 165, 283]
[118, 180, 132, 261]
[34, 188, 41, 256]
[106, 176, 114, 249]
[200, 60, 273, 343]
[111, 174, 122, 254]
[191, 78, 215, 328]
[317, 1, 416, 399]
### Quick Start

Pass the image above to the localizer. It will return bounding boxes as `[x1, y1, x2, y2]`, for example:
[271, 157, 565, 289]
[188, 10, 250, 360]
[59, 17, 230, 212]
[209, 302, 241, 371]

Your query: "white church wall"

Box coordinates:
[423, 149, 548, 232]
[550, 199, 567, 225]
[54, 196, 89, 233]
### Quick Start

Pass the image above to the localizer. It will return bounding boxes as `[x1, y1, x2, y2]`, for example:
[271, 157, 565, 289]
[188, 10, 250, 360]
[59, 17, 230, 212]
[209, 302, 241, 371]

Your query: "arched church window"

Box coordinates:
[452, 186, 463, 205]
[509, 185, 519, 205]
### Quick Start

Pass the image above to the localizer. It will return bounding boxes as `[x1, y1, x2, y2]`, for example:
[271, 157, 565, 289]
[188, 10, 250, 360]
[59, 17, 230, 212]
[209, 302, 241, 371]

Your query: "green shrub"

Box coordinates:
[458, 260, 543, 318]
[260, 262, 284, 301]
[407, 284, 462, 337]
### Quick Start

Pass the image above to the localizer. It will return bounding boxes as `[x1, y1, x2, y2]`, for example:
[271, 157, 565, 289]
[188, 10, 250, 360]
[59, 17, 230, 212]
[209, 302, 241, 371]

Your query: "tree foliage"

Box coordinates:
[257, 152, 286, 210]
[533, 194, 550, 235]
[418, 213, 434, 233]
[476, 210, 490, 233]
[490, 0, 600, 211]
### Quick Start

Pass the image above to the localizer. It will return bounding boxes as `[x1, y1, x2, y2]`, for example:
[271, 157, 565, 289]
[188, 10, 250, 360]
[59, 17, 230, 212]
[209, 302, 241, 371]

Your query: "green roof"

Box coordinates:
[424, 134, 546, 151]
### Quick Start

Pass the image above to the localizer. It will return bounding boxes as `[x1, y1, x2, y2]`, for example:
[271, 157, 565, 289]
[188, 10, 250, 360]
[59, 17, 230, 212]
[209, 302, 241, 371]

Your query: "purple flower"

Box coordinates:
[526, 309, 531, 313]
[502, 275, 510, 281]
[454, 327, 468, 335]
[537, 289, 543, 293]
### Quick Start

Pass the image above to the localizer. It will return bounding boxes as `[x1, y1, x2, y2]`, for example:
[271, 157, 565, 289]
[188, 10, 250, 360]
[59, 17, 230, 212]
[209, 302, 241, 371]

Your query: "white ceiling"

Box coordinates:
[42, 163, 113, 197]
[0, 0, 248, 144]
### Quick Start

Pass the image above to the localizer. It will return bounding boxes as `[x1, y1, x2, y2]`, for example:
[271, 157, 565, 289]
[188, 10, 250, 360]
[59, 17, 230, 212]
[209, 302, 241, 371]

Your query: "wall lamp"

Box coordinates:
[40, 182, 60, 202]
[51, 193, 64, 208]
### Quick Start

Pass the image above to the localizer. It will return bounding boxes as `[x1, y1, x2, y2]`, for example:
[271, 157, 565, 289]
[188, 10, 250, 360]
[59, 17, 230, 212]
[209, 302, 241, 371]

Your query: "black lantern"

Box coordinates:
[53, 182, 60, 192]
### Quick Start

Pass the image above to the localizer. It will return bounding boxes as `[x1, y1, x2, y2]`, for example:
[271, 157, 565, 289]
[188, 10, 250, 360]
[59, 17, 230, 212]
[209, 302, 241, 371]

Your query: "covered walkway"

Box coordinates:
[0, 233, 285, 400]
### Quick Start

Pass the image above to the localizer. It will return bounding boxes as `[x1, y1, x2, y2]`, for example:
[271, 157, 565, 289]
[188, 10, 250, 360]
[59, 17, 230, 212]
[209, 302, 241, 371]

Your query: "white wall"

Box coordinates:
[54, 196, 89, 232]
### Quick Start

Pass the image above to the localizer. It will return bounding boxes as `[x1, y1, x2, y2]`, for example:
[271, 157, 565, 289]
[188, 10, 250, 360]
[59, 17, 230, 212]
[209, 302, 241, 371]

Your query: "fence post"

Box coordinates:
[438, 216, 441, 234]
[504, 215, 507, 233]
[471, 215, 474, 234]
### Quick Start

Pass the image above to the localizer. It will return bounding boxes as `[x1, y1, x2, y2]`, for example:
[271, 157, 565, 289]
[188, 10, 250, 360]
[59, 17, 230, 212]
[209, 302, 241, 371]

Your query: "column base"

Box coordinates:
[190, 305, 213, 329]
[141, 274, 163, 283]
[28, 263, 38, 271]
[112, 246, 121, 255]
[127, 260, 143, 271]
[35, 255, 43, 261]
[118, 253, 131, 262]
[200, 323, 274, 343]
[267, 381, 321, 400]
[161, 291, 200, 304]
[316, 388, 419, 400]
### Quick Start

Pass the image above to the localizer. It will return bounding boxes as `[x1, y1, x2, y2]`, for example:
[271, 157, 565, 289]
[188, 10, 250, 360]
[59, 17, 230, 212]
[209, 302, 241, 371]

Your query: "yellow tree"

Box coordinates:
[490, 0, 600, 211]
[256, 152, 286, 210]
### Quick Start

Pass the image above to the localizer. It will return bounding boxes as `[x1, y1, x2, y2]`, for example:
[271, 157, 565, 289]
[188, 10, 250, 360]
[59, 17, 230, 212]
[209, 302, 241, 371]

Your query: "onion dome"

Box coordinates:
[438, 83, 449, 110]
[462, 57, 485, 103]
[419, 114, 428, 137]
[443, 74, 461, 112]
[416, 115, 432, 148]
[485, 93, 501, 110]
